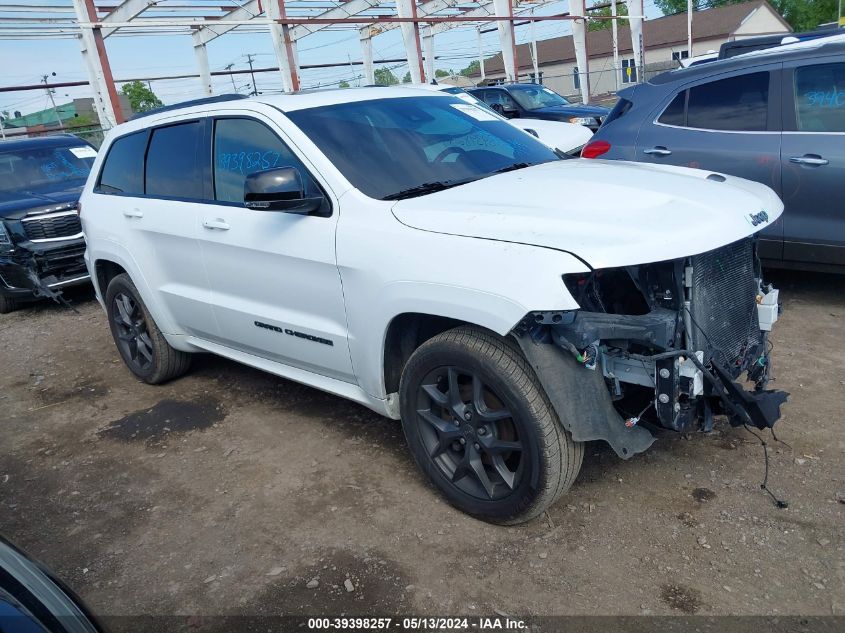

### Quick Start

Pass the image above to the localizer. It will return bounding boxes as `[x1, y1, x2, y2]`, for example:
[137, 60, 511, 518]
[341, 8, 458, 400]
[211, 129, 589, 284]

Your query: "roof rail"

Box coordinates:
[129, 94, 249, 121]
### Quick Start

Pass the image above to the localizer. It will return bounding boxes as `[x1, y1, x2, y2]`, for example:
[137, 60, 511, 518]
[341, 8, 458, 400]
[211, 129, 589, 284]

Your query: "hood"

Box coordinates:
[391, 160, 783, 270]
[0, 186, 82, 220]
[531, 104, 610, 117]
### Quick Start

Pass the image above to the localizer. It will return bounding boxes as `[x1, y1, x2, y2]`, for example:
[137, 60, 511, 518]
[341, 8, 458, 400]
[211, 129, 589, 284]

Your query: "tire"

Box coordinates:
[105, 273, 191, 384]
[399, 326, 583, 524]
[0, 295, 19, 314]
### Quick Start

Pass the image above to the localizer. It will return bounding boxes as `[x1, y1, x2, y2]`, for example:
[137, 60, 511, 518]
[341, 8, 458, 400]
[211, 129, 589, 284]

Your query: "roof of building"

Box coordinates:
[475, 0, 791, 76]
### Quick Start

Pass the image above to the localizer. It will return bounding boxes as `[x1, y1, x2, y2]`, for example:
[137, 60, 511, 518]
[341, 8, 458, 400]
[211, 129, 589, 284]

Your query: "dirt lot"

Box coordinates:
[0, 271, 843, 621]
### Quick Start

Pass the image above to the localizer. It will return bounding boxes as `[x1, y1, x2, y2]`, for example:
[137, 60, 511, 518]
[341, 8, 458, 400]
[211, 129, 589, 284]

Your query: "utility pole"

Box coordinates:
[224, 63, 238, 92]
[42, 72, 64, 130]
[246, 54, 259, 96]
[611, 0, 620, 91]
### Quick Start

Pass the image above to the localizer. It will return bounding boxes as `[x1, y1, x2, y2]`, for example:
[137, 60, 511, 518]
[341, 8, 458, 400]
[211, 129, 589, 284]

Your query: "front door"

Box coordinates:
[781, 58, 845, 266]
[636, 66, 784, 259]
[196, 114, 354, 382]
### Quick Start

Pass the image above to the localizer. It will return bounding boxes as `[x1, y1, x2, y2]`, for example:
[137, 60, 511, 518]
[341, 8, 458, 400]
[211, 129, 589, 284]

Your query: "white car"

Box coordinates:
[410, 83, 593, 155]
[81, 87, 786, 524]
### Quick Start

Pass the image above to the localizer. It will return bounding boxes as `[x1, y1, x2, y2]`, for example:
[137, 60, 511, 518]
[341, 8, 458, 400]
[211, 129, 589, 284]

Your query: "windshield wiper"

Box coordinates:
[382, 179, 473, 201]
[490, 162, 532, 175]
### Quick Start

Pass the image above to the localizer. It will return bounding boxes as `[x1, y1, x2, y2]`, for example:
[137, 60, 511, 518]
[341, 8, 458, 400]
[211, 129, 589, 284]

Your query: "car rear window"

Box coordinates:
[603, 97, 633, 127]
[97, 131, 146, 195]
[144, 121, 203, 199]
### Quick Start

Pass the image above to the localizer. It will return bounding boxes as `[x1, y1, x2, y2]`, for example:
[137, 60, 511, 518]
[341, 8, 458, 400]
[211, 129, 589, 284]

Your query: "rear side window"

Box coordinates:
[658, 92, 686, 126]
[145, 121, 203, 199]
[794, 62, 845, 132]
[686, 72, 769, 131]
[97, 131, 146, 195]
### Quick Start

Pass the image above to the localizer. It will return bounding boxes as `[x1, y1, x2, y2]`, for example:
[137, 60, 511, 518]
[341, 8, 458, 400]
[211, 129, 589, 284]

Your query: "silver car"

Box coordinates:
[587, 34, 845, 272]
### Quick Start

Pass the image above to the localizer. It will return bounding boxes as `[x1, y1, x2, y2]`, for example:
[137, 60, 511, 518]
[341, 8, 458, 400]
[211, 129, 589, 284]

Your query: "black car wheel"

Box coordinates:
[0, 294, 19, 314]
[105, 273, 191, 384]
[400, 326, 583, 524]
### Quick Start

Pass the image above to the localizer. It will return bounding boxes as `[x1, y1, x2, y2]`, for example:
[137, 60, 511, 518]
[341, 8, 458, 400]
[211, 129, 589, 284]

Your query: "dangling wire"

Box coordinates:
[743, 425, 788, 509]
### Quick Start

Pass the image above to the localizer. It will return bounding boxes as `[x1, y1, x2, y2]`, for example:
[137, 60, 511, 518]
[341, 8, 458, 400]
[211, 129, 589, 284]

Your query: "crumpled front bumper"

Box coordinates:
[0, 238, 89, 301]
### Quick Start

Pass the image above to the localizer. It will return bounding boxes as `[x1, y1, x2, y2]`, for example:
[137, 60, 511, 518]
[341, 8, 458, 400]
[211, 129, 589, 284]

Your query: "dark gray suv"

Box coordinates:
[587, 35, 845, 272]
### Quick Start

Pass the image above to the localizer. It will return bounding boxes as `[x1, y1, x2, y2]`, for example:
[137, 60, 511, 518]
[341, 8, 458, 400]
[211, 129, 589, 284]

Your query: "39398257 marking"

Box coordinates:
[307, 618, 393, 629]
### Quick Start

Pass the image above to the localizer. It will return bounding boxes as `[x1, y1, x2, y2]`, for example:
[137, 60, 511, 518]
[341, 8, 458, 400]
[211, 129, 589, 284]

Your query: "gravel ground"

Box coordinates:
[0, 270, 842, 620]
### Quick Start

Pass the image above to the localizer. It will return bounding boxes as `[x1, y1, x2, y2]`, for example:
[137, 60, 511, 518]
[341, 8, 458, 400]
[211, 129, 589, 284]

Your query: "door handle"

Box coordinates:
[202, 218, 230, 231]
[643, 147, 672, 156]
[122, 208, 143, 218]
[789, 155, 828, 166]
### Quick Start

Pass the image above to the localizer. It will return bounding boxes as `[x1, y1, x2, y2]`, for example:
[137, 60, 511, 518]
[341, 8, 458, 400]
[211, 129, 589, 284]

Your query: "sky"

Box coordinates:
[0, 0, 664, 118]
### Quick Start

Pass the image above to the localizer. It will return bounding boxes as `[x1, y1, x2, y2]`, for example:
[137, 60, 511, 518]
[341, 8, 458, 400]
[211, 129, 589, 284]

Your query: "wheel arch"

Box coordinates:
[94, 259, 127, 298]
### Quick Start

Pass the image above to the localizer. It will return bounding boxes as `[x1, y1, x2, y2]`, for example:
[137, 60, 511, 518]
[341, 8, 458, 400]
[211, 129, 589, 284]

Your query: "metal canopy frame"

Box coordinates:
[0, 1, 643, 128]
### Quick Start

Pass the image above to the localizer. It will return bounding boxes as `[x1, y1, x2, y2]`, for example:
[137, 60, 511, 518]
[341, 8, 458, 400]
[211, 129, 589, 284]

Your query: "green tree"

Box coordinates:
[587, 1, 629, 31]
[459, 60, 480, 77]
[402, 71, 412, 83]
[654, 0, 838, 32]
[120, 80, 163, 112]
[434, 69, 450, 78]
[339, 80, 350, 88]
[374, 67, 399, 85]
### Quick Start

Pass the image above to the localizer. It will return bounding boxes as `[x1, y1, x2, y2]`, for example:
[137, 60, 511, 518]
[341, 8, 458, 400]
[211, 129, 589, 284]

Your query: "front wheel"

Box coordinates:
[105, 273, 191, 384]
[399, 326, 583, 524]
[0, 294, 19, 314]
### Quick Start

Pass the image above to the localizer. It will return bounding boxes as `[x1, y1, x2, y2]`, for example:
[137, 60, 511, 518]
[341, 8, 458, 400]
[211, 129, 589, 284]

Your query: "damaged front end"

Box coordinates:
[514, 237, 788, 459]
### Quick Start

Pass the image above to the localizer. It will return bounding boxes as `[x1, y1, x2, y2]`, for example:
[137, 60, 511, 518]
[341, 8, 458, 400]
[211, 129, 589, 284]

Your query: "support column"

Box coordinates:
[360, 32, 375, 85]
[72, 0, 123, 127]
[530, 13, 539, 81]
[492, 0, 518, 82]
[266, 0, 301, 92]
[570, 0, 590, 104]
[194, 42, 213, 96]
[423, 28, 435, 83]
[611, 0, 620, 90]
[626, 0, 645, 83]
[476, 28, 486, 82]
[396, 0, 426, 83]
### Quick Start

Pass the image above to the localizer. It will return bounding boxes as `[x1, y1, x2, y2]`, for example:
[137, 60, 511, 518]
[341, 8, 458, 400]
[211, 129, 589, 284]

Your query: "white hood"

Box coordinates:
[391, 159, 783, 269]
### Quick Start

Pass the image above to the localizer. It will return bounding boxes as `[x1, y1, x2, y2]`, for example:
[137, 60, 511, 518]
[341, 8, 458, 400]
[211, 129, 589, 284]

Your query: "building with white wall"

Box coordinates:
[472, 0, 791, 98]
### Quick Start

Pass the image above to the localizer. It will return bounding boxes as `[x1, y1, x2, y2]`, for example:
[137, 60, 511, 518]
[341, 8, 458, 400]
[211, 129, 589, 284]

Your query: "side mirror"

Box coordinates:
[244, 167, 324, 214]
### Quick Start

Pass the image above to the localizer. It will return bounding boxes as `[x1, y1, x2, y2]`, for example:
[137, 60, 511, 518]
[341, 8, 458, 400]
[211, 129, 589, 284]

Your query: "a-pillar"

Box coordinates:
[492, 0, 518, 82]
[194, 41, 213, 96]
[360, 31, 375, 85]
[396, 0, 425, 84]
[72, 0, 123, 127]
[266, 0, 301, 92]
[570, 0, 590, 104]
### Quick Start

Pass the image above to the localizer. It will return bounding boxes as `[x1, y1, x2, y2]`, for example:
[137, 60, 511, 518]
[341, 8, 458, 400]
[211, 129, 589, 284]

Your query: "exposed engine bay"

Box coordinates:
[514, 237, 788, 459]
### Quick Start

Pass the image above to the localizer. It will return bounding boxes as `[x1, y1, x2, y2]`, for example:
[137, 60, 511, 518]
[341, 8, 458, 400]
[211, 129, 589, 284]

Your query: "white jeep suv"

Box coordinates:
[81, 87, 787, 524]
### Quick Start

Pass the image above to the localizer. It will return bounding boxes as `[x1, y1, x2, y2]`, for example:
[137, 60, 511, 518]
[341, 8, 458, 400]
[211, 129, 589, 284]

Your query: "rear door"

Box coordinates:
[780, 56, 845, 266]
[635, 65, 784, 260]
[94, 121, 215, 337]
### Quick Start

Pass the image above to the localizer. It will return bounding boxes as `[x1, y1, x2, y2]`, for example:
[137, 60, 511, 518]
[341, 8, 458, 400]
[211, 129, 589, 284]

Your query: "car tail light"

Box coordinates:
[581, 140, 611, 159]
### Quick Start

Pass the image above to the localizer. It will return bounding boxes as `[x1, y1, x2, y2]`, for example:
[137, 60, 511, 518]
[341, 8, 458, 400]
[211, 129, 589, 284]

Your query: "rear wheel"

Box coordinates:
[0, 295, 19, 314]
[399, 326, 583, 524]
[105, 273, 191, 384]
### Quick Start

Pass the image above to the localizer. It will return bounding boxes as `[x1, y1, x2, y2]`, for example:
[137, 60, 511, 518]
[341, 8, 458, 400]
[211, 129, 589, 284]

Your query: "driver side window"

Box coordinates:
[213, 117, 319, 204]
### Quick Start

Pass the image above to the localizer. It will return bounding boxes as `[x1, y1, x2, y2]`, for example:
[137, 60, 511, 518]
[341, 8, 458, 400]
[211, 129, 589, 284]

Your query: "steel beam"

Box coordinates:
[73, 0, 123, 126]
[492, 0, 517, 82]
[571, 0, 590, 103]
[423, 27, 435, 82]
[626, 0, 644, 83]
[101, 0, 157, 37]
[192, 0, 259, 47]
[291, 0, 384, 41]
[194, 42, 213, 96]
[395, 0, 425, 83]
[266, 0, 301, 91]
[361, 0, 462, 39]
[360, 33, 374, 84]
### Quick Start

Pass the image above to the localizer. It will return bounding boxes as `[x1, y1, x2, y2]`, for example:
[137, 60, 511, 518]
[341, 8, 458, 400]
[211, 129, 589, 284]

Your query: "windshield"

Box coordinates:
[508, 85, 571, 110]
[440, 86, 502, 116]
[0, 144, 95, 194]
[287, 96, 559, 200]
